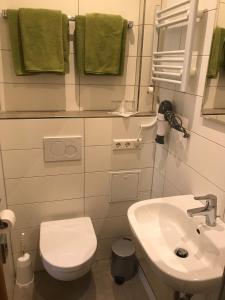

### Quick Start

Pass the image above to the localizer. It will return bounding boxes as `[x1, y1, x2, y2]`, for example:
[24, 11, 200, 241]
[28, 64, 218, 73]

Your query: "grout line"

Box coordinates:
[1, 146, 84, 151]
[166, 150, 225, 193]
[4, 166, 154, 180]
[1, 81, 137, 87]
[8, 196, 85, 207]
[190, 128, 225, 151]
[5, 172, 84, 180]
[1, 139, 154, 151]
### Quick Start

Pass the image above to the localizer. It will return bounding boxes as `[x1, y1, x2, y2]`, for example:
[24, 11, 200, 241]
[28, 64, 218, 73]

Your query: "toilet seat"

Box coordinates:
[40, 217, 97, 274]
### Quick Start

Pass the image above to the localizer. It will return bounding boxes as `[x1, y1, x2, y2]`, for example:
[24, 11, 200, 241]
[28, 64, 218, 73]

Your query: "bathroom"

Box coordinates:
[0, 0, 225, 299]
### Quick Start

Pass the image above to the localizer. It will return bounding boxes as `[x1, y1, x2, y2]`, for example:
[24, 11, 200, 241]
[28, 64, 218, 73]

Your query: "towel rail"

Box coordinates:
[151, 0, 202, 92]
[153, 71, 182, 77]
[153, 50, 185, 55]
[156, 0, 190, 15]
[152, 77, 182, 84]
[153, 58, 184, 62]
[153, 65, 183, 70]
[157, 8, 188, 22]
[0, 9, 134, 28]
[156, 16, 188, 28]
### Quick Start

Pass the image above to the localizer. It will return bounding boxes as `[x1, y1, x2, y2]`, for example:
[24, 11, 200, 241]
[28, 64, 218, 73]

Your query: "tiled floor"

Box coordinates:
[14, 261, 150, 300]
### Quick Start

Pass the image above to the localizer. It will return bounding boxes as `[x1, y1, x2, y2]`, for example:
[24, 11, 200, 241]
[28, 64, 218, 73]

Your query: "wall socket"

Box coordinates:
[113, 139, 142, 150]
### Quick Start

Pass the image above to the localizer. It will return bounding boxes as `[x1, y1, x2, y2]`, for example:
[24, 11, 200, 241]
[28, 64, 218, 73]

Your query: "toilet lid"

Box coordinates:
[40, 217, 97, 269]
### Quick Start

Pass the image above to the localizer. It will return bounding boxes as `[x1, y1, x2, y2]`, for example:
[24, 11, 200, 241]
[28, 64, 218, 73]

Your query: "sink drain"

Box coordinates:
[174, 248, 189, 258]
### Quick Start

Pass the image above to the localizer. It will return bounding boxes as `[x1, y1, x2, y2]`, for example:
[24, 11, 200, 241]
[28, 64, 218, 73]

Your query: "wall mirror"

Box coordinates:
[202, 1, 225, 124]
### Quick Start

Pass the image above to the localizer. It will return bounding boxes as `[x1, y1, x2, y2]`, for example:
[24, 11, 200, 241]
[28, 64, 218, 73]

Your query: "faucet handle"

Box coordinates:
[194, 194, 217, 207]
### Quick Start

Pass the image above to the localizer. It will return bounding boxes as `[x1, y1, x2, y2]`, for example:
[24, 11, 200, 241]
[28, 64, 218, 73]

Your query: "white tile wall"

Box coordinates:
[2, 149, 84, 178]
[152, 0, 225, 283]
[138, 0, 160, 112]
[0, 0, 151, 112]
[152, 1, 225, 210]
[150, 4, 224, 298]
[5, 174, 84, 205]
[0, 116, 155, 274]
[79, 0, 140, 25]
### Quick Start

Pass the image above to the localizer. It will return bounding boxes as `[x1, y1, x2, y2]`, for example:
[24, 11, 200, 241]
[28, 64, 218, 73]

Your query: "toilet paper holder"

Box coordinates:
[0, 219, 8, 229]
[0, 233, 8, 264]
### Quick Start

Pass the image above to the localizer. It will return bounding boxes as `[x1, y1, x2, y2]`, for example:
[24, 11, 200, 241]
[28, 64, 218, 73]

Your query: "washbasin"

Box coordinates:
[128, 195, 225, 294]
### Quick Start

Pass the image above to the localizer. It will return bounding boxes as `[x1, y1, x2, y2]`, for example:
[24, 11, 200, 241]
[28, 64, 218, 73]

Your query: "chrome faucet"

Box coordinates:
[187, 194, 217, 227]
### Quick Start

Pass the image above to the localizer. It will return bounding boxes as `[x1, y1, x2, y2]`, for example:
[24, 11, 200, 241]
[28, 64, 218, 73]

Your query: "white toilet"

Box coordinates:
[39, 217, 97, 281]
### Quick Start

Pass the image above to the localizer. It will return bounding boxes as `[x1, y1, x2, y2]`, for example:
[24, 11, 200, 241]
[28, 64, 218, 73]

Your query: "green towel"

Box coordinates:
[62, 14, 70, 74]
[75, 16, 86, 75]
[75, 13, 127, 76]
[7, 8, 69, 75]
[7, 9, 28, 75]
[207, 27, 225, 78]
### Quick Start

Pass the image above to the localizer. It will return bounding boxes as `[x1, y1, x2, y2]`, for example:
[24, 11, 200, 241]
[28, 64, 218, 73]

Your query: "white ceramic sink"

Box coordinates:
[128, 195, 225, 294]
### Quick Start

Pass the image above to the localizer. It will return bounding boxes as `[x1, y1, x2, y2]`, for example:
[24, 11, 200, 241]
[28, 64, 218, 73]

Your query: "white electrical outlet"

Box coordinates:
[112, 139, 142, 150]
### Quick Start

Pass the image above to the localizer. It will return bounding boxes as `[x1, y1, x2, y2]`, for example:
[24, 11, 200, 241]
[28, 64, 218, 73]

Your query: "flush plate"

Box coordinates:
[44, 136, 82, 162]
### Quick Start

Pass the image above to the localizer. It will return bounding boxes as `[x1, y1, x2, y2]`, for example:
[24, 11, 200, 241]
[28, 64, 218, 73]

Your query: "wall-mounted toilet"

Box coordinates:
[40, 217, 97, 281]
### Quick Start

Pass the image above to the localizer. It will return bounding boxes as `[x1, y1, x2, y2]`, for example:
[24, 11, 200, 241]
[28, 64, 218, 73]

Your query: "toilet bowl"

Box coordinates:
[40, 217, 97, 281]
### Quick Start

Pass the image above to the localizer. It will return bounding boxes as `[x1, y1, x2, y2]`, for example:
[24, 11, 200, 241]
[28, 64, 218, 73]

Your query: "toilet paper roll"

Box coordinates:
[0, 209, 16, 230]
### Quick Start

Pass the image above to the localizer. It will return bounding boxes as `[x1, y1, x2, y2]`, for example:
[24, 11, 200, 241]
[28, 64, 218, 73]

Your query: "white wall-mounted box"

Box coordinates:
[43, 136, 82, 162]
[110, 170, 140, 202]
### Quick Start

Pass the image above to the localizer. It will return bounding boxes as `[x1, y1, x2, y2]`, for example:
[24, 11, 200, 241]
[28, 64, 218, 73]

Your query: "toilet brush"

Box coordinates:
[16, 233, 34, 288]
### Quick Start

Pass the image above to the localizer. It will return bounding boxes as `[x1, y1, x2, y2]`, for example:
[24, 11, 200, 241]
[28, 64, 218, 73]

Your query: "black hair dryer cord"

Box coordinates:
[164, 111, 190, 139]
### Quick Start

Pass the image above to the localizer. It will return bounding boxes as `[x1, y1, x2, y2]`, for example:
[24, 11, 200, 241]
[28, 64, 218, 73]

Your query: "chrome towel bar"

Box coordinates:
[1, 9, 134, 28]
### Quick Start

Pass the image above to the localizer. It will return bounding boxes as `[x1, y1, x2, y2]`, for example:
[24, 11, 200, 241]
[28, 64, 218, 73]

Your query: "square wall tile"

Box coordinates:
[85, 195, 136, 219]
[138, 87, 154, 112]
[111, 143, 155, 170]
[85, 118, 113, 146]
[145, 0, 161, 25]
[10, 198, 84, 228]
[0, 50, 78, 85]
[0, 119, 84, 150]
[80, 57, 137, 86]
[111, 117, 156, 143]
[85, 172, 110, 197]
[79, 0, 140, 25]
[151, 168, 165, 199]
[165, 153, 225, 217]
[6, 174, 84, 205]
[140, 56, 152, 87]
[80, 85, 135, 111]
[92, 216, 131, 238]
[163, 179, 180, 197]
[139, 167, 153, 191]
[169, 130, 225, 192]
[4, 0, 79, 14]
[2, 83, 67, 111]
[2, 148, 84, 178]
[142, 25, 154, 57]
[85, 146, 111, 172]
[85, 116, 156, 146]
[11, 226, 40, 253]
